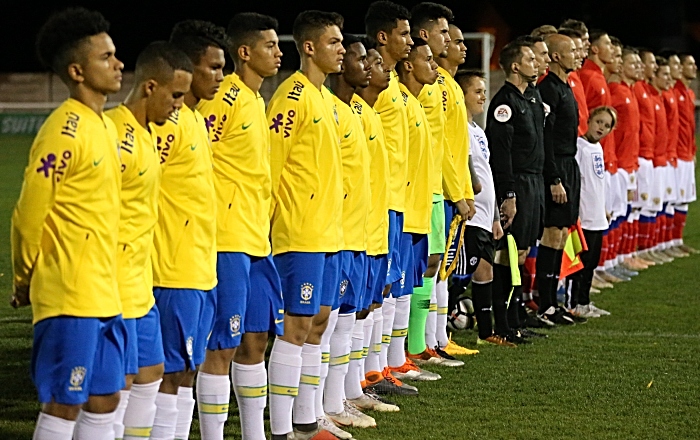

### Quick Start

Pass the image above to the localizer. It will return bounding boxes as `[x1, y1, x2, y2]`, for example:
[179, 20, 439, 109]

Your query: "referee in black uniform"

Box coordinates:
[535, 33, 582, 325]
[485, 39, 545, 344]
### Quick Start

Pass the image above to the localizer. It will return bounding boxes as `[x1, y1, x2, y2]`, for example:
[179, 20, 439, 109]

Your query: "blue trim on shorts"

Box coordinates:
[366, 254, 388, 306]
[323, 252, 342, 309]
[32, 316, 127, 405]
[123, 305, 164, 375]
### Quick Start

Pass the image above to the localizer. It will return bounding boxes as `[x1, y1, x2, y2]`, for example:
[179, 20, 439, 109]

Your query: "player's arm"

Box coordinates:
[11, 134, 76, 306]
[267, 94, 302, 219]
[486, 101, 516, 227]
[539, 83, 566, 204]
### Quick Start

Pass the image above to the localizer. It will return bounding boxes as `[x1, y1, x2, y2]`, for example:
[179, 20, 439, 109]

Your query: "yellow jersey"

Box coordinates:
[197, 73, 272, 256]
[332, 92, 370, 251]
[400, 83, 433, 234]
[375, 71, 409, 212]
[351, 94, 389, 256]
[152, 104, 217, 290]
[105, 104, 160, 319]
[438, 66, 473, 201]
[267, 71, 344, 255]
[11, 98, 122, 324]
[417, 81, 446, 195]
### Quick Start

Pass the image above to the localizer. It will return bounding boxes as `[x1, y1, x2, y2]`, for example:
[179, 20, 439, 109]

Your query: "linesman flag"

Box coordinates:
[560, 218, 588, 279]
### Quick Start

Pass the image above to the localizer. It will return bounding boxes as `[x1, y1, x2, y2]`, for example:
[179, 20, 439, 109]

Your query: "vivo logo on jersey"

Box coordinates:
[157, 134, 176, 164]
[206, 114, 228, 142]
[592, 152, 604, 179]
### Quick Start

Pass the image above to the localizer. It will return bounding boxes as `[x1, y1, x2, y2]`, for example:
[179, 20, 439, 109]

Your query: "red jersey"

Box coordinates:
[580, 59, 617, 173]
[662, 89, 679, 166]
[609, 81, 640, 172]
[674, 80, 697, 161]
[649, 87, 669, 167]
[568, 71, 589, 136]
[634, 81, 656, 160]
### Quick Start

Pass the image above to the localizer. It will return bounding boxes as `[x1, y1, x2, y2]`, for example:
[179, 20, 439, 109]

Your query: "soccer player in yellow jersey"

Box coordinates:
[386, 38, 442, 382]
[11, 8, 125, 440]
[364, 0, 417, 389]
[435, 22, 480, 356]
[106, 42, 193, 440]
[266, 11, 345, 440]
[149, 21, 226, 440]
[407, 2, 466, 367]
[195, 13, 283, 440]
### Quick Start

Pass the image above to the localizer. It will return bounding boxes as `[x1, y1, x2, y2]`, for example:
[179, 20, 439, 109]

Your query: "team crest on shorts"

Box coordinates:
[666, 187, 672, 195]
[300, 283, 314, 304]
[681, 189, 686, 196]
[641, 193, 649, 201]
[339, 279, 349, 297]
[186, 336, 194, 358]
[592, 153, 604, 179]
[69, 366, 86, 391]
[230, 315, 241, 336]
[469, 257, 478, 267]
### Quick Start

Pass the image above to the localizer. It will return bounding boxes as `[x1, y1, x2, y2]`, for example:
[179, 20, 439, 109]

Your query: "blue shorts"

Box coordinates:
[275, 252, 341, 316]
[411, 233, 429, 286]
[338, 251, 368, 314]
[208, 253, 284, 350]
[444, 200, 457, 239]
[391, 232, 413, 297]
[31, 315, 127, 405]
[386, 210, 404, 286]
[124, 305, 165, 375]
[366, 254, 389, 307]
[154, 287, 216, 374]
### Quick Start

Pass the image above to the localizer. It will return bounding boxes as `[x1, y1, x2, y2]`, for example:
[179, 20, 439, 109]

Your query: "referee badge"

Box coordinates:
[300, 283, 314, 304]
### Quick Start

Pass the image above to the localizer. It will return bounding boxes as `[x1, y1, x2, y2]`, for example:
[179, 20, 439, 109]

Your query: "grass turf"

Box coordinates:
[1, 134, 699, 439]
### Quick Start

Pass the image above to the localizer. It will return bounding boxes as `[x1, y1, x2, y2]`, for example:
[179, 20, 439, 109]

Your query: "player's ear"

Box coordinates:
[144, 79, 157, 97]
[237, 45, 251, 62]
[418, 29, 429, 42]
[67, 63, 84, 84]
[403, 59, 413, 72]
[376, 31, 388, 46]
[303, 40, 314, 57]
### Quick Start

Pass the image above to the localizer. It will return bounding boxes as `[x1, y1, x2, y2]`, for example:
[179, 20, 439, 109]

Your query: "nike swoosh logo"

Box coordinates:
[313, 117, 322, 123]
[428, 90, 433, 96]
[190, 144, 198, 151]
[416, 121, 422, 127]
[242, 122, 253, 130]
[369, 134, 377, 141]
[138, 167, 149, 176]
[275, 319, 284, 324]
[93, 157, 104, 166]
[344, 130, 352, 139]
[392, 97, 398, 102]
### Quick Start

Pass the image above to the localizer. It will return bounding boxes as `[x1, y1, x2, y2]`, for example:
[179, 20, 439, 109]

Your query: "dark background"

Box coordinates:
[2, 0, 700, 72]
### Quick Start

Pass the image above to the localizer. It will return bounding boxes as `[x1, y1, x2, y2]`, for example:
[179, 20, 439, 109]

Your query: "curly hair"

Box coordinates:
[170, 20, 229, 64]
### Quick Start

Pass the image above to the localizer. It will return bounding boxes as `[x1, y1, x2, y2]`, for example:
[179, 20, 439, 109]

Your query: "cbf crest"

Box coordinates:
[339, 279, 349, 298]
[69, 366, 87, 391]
[230, 315, 241, 336]
[592, 152, 604, 179]
[300, 283, 314, 304]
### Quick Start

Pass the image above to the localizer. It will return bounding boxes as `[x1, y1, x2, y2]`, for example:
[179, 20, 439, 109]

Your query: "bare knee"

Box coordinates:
[42, 402, 82, 421]
[424, 254, 441, 278]
[280, 314, 313, 347]
[83, 392, 121, 414]
[200, 348, 236, 375]
[307, 306, 332, 345]
[234, 332, 270, 365]
[160, 371, 187, 394]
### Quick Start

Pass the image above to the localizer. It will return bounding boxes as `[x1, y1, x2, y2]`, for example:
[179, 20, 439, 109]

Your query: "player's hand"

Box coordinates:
[465, 199, 476, 221]
[550, 183, 567, 204]
[455, 199, 470, 221]
[500, 198, 516, 229]
[11, 284, 30, 309]
[492, 220, 504, 240]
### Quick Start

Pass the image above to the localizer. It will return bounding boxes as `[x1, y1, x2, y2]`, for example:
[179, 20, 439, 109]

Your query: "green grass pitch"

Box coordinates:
[0, 135, 699, 439]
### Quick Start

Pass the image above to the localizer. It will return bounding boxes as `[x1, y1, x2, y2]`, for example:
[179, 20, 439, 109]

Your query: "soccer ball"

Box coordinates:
[447, 297, 476, 331]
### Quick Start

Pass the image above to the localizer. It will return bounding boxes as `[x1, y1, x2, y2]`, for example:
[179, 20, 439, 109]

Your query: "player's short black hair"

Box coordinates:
[588, 29, 608, 46]
[657, 49, 679, 60]
[499, 40, 531, 75]
[170, 20, 229, 64]
[531, 25, 558, 38]
[621, 46, 639, 60]
[227, 13, 278, 56]
[637, 47, 655, 62]
[396, 37, 429, 75]
[557, 28, 583, 39]
[454, 69, 485, 91]
[134, 41, 193, 83]
[655, 56, 669, 68]
[513, 35, 543, 50]
[364, 1, 411, 43]
[559, 19, 588, 35]
[410, 2, 453, 33]
[36, 7, 110, 78]
[361, 36, 377, 51]
[292, 10, 344, 50]
[678, 52, 694, 64]
[610, 36, 622, 48]
[342, 33, 364, 50]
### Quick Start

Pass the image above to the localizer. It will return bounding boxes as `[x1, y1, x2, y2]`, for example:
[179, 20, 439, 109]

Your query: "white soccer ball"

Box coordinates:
[447, 297, 476, 331]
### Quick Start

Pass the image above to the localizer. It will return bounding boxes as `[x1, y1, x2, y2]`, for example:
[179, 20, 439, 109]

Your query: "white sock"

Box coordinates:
[317, 308, 338, 418]
[293, 343, 321, 425]
[150, 392, 179, 440]
[74, 410, 116, 440]
[425, 276, 438, 349]
[345, 318, 365, 400]
[361, 313, 374, 376]
[232, 361, 268, 440]
[114, 389, 130, 439]
[436, 280, 449, 349]
[123, 379, 161, 440]
[365, 308, 383, 374]
[33, 412, 75, 440]
[175, 387, 196, 440]
[196, 371, 230, 440]
[324, 313, 354, 415]
[268, 338, 303, 436]
[388, 295, 410, 368]
[380, 298, 396, 369]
